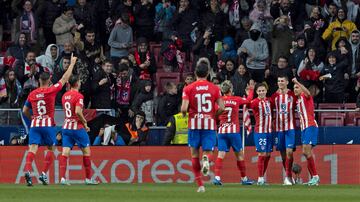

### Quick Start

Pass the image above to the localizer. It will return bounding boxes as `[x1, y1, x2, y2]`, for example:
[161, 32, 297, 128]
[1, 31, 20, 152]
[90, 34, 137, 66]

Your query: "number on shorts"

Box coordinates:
[64, 102, 72, 118]
[37, 100, 46, 115]
[259, 138, 267, 146]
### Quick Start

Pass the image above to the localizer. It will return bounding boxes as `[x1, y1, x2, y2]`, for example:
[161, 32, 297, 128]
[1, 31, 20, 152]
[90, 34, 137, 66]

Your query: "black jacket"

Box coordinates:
[171, 7, 199, 45]
[157, 93, 179, 126]
[230, 71, 251, 97]
[91, 69, 115, 109]
[38, 1, 63, 28]
[321, 58, 349, 94]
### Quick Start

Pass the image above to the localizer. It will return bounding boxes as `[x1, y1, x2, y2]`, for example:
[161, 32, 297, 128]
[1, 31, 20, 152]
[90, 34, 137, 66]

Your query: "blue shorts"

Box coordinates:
[62, 129, 90, 149]
[218, 133, 242, 152]
[188, 129, 216, 151]
[275, 129, 296, 151]
[29, 127, 56, 146]
[301, 126, 318, 146]
[254, 133, 273, 153]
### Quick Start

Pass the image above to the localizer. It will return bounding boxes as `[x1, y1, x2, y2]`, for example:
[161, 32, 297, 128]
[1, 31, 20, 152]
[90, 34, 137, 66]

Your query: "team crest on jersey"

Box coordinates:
[265, 105, 270, 114]
[280, 103, 287, 114]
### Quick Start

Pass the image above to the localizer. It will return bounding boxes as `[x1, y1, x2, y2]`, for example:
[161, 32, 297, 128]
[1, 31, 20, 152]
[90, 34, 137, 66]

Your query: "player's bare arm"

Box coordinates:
[215, 98, 225, 116]
[292, 78, 311, 97]
[60, 53, 77, 84]
[75, 106, 89, 132]
[181, 99, 189, 117]
[22, 105, 32, 120]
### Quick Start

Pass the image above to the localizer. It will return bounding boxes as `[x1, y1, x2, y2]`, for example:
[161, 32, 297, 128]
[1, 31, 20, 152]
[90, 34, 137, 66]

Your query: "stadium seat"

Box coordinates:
[344, 103, 357, 126]
[352, 114, 360, 126]
[317, 103, 344, 126]
[152, 46, 162, 69]
[155, 72, 181, 94]
[319, 113, 345, 126]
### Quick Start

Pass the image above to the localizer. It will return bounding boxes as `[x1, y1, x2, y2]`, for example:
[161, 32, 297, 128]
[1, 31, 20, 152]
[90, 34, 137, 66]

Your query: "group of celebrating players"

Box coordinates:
[181, 58, 320, 192]
[20, 56, 319, 191]
[22, 54, 98, 186]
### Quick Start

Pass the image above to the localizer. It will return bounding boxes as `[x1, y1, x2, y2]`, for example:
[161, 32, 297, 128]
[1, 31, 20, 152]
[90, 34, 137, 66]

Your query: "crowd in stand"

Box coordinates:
[1, 0, 360, 135]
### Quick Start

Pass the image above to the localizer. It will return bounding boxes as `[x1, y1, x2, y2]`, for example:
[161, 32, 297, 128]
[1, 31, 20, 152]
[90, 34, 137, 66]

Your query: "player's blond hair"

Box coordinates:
[220, 80, 233, 94]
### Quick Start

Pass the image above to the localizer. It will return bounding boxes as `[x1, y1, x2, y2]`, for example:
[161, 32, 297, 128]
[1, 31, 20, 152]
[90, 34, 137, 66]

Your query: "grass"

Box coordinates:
[0, 183, 359, 202]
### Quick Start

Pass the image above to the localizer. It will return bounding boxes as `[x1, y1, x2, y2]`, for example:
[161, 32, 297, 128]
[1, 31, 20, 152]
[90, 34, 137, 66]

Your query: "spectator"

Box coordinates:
[134, 0, 155, 40]
[217, 59, 236, 82]
[162, 112, 188, 145]
[160, 31, 184, 72]
[235, 16, 252, 46]
[52, 56, 70, 106]
[154, 0, 176, 41]
[0, 0, 12, 42]
[108, 13, 133, 65]
[220, 36, 238, 63]
[114, 63, 137, 122]
[249, 0, 273, 40]
[73, 0, 95, 35]
[93, 126, 126, 146]
[171, 0, 199, 51]
[238, 22, 269, 83]
[319, 51, 349, 103]
[6, 32, 31, 61]
[307, 6, 327, 33]
[322, 7, 357, 51]
[271, 15, 294, 66]
[266, 56, 294, 95]
[270, 0, 306, 31]
[192, 28, 217, 70]
[347, 30, 360, 102]
[52, 5, 77, 48]
[36, 44, 59, 73]
[12, 0, 39, 44]
[111, 0, 135, 26]
[297, 47, 324, 98]
[14, 51, 43, 86]
[157, 82, 179, 126]
[289, 34, 307, 71]
[201, 0, 228, 42]
[177, 73, 194, 101]
[131, 37, 157, 81]
[229, 0, 253, 30]
[38, 0, 64, 45]
[130, 80, 154, 125]
[77, 29, 105, 74]
[9, 133, 28, 145]
[323, 3, 338, 25]
[345, 0, 360, 24]
[114, 111, 149, 145]
[91, 60, 115, 109]
[230, 63, 252, 97]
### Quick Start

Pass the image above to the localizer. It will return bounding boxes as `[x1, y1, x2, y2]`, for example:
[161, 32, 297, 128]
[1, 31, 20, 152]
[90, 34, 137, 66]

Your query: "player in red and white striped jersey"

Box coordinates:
[213, 80, 254, 186]
[181, 58, 225, 192]
[250, 83, 273, 185]
[22, 54, 77, 186]
[59, 75, 98, 185]
[293, 78, 320, 186]
[270, 75, 297, 185]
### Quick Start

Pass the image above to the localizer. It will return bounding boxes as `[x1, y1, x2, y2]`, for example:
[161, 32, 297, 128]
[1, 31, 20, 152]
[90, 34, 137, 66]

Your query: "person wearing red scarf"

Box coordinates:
[132, 37, 157, 81]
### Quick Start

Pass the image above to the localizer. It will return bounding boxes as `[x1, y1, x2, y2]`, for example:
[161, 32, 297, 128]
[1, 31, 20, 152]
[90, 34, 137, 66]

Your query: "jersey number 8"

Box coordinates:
[64, 102, 72, 117]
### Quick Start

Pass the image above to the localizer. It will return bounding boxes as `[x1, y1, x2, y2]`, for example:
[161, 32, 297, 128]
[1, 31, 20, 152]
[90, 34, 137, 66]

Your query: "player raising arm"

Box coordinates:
[59, 75, 99, 185]
[212, 80, 255, 186]
[181, 58, 224, 193]
[250, 83, 273, 185]
[293, 78, 320, 186]
[22, 53, 77, 186]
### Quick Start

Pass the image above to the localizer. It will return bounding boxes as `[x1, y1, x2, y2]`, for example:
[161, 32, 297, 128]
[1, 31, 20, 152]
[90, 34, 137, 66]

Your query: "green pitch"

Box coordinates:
[0, 184, 359, 202]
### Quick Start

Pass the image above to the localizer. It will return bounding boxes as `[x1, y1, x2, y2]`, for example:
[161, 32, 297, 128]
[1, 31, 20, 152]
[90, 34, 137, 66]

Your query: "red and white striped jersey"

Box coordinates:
[250, 97, 272, 133]
[270, 90, 297, 132]
[218, 95, 252, 134]
[297, 93, 318, 130]
[26, 82, 63, 127]
[62, 90, 85, 130]
[182, 80, 221, 130]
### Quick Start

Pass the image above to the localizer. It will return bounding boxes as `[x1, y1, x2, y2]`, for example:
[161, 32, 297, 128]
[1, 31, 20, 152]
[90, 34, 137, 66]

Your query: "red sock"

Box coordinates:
[257, 156, 265, 177]
[214, 158, 223, 177]
[191, 158, 203, 187]
[285, 157, 293, 178]
[42, 151, 54, 173]
[83, 156, 92, 179]
[237, 160, 247, 178]
[307, 156, 317, 176]
[264, 156, 271, 174]
[25, 152, 35, 172]
[59, 155, 68, 179]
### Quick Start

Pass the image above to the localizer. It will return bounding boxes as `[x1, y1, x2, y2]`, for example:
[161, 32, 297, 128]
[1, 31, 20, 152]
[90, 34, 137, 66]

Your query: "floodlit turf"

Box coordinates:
[0, 184, 359, 202]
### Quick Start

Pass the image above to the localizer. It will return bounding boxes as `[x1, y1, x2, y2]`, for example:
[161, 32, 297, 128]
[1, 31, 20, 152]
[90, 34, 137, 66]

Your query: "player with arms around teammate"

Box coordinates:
[292, 78, 320, 186]
[270, 75, 297, 185]
[213, 80, 255, 186]
[250, 83, 273, 185]
[59, 75, 99, 185]
[181, 58, 225, 192]
[22, 53, 77, 186]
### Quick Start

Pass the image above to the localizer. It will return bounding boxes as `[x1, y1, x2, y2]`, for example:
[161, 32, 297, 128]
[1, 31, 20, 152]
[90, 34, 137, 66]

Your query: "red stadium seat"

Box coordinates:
[155, 72, 181, 94]
[319, 113, 345, 126]
[317, 103, 344, 126]
[152, 46, 162, 69]
[344, 103, 357, 126]
[353, 114, 360, 126]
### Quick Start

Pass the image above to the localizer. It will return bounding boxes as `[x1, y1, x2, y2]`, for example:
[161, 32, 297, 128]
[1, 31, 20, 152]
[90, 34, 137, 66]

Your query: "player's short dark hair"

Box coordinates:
[277, 74, 289, 81]
[195, 61, 209, 78]
[68, 74, 80, 87]
[255, 82, 268, 92]
[39, 72, 51, 82]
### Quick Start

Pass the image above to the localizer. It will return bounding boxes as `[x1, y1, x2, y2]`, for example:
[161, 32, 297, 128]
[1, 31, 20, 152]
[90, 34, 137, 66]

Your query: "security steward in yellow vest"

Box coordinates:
[162, 112, 188, 145]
